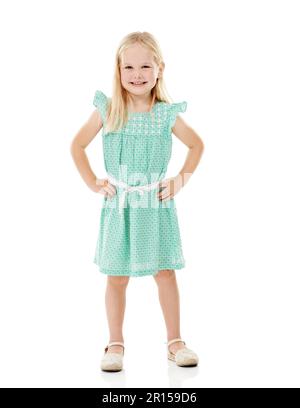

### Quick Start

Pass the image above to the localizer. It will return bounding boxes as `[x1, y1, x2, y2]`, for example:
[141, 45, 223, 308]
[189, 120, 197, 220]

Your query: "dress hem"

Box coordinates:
[93, 260, 186, 277]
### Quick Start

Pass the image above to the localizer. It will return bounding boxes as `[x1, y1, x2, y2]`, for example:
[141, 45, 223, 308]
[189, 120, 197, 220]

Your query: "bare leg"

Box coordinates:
[153, 269, 186, 354]
[104, 275, 130, 353]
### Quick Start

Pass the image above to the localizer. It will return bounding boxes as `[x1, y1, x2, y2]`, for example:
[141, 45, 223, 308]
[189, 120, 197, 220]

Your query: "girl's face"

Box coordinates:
[120, 43, 163, 97]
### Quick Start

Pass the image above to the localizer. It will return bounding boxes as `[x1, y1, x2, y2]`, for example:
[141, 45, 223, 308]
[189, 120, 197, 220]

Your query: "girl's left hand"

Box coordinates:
[157, 174, 183, 202]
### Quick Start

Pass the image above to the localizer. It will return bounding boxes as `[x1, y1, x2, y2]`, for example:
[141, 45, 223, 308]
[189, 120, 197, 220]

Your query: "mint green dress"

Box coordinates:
[93, 89, 187, 277]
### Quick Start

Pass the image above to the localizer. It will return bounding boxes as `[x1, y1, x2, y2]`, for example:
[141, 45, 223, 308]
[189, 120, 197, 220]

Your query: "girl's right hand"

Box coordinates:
[94, 178, 117, 198]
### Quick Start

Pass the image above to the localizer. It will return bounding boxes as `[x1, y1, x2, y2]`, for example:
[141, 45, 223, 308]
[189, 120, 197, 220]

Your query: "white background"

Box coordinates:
[0, 0, 299, 388]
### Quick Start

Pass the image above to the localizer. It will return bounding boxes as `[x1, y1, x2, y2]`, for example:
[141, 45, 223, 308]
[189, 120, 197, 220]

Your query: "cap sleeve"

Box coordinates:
[93, 90, 108, 125]
[168, 101, 187, 133]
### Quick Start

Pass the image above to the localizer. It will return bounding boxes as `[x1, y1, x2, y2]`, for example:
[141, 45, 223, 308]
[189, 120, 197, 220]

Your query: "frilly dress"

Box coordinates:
[93, 90, 187, 277]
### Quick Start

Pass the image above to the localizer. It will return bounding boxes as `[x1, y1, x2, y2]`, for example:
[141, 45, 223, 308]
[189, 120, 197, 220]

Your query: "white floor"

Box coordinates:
[1, 260, 300, 388]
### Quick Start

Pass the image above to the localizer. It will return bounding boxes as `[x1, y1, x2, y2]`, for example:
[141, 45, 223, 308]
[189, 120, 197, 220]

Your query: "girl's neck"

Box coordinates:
[127, 92, 156, 113]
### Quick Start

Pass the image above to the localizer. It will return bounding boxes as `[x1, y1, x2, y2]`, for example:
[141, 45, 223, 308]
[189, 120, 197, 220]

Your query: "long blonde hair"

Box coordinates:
[104, 32, 173, 133]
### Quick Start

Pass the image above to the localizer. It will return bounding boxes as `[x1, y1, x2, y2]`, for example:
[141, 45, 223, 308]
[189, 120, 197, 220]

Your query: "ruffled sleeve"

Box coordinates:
[93, 90, 108, 126]
[168, 101, 187, 133]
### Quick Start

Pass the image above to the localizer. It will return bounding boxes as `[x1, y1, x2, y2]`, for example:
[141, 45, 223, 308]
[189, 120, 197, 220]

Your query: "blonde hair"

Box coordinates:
[104, 31, 173, 133]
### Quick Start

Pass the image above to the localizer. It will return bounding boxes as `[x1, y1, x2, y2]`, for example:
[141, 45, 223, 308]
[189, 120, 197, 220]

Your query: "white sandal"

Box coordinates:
[100, 341, 125, 372]
[167, 338, 199, 367]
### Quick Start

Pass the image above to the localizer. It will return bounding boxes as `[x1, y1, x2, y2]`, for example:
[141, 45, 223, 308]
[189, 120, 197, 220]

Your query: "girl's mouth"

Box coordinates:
[130, 82, 147, 86]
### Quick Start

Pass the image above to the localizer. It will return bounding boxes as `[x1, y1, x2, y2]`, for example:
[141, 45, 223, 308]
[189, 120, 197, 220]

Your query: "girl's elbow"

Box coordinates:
[194, 139, 204, 151]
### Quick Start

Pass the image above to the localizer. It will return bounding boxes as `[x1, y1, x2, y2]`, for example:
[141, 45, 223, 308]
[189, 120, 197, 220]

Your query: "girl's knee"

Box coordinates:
[107, 275, 130, 286]
[154, 269, 175, 282]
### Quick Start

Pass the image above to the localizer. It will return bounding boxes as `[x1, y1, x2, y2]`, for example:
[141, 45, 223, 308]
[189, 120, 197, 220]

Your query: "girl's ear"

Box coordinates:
[158, 61, 165, 78]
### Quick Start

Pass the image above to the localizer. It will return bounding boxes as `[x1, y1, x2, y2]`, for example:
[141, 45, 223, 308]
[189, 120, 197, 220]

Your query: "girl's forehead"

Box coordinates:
[121, 45, 155, 65]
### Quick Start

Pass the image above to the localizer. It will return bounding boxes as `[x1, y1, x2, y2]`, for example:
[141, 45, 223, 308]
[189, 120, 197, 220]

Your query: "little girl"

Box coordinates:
[70, 31, 204, 372]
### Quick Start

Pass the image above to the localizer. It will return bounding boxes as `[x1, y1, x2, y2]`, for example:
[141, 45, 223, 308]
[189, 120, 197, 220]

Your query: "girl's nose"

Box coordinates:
[132, 70, 143, 77]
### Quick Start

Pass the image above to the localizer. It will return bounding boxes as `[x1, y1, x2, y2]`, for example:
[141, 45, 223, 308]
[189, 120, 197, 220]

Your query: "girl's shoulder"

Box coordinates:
[93, 90, 112, 127]
[158, 99, 188, 133]
[93, 90, 111, 109]
[156, 99, 187, 115]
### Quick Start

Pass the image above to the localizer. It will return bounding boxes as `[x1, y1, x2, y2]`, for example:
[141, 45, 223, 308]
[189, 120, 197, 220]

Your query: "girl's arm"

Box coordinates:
[70, 109, 103, 192]
[172, 116, 205, 188]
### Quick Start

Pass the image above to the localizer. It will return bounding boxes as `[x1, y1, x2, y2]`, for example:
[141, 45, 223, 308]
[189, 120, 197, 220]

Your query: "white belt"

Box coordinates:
[106, 173, 161, 214]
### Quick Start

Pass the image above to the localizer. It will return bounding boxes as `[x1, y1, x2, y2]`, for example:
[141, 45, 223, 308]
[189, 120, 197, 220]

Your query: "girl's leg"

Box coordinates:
[105, 275, 130, 353]
[153, 269, 186, 353]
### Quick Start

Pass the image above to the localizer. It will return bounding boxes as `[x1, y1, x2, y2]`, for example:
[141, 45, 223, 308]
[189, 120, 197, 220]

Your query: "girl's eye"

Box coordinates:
[124, 66, 150, 69]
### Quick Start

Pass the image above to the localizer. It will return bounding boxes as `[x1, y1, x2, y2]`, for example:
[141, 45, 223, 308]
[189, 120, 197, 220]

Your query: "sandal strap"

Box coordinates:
[107, 342, 124, 348]
[104, 342, 125, 352]
[167, 338, 186, 347]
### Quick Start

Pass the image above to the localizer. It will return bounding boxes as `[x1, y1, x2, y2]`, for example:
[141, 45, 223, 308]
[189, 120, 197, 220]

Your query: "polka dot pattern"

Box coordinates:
[92, 90, 187, 277]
